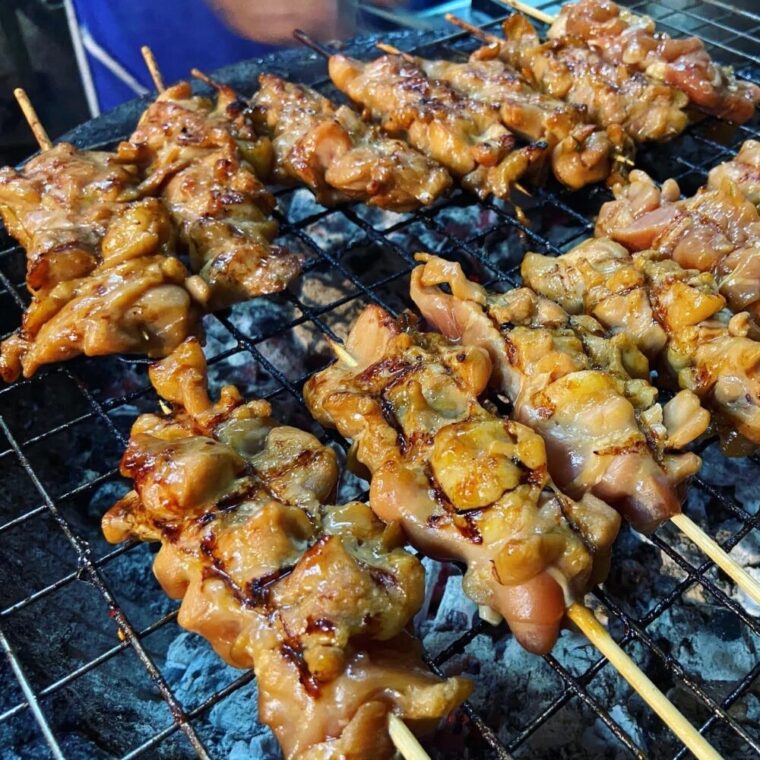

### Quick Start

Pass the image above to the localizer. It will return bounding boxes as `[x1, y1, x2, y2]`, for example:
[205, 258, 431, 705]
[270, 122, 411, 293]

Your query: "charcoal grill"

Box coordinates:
[1, 1, 759, 757]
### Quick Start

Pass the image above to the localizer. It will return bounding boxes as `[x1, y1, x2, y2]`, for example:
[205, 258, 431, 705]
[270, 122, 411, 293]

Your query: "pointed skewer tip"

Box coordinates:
[444, 13, 500, 45]
[376, 42, 416, 64]
[326, 337, 359, 368]
[140, 45, 165, 92]
[13, 88, 52, 151]
[496, 0, 557, 25]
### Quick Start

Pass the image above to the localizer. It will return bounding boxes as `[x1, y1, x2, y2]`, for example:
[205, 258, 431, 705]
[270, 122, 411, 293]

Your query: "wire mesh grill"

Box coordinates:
[0, 1, 758, 757]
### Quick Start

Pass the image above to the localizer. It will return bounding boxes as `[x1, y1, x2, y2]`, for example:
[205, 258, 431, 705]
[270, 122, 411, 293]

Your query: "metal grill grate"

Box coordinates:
[0, 1, 758, 757]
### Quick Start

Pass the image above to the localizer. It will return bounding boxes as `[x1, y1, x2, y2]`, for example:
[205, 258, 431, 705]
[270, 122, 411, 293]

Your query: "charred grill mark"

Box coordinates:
[358, 354, 411, 384]
[154, 520, 182, 543]
[254, 447, 323, 485]
[369, 566, 399, 590]
[424, 464, 484, 544]
[305, 617, 336, 635]
[280, 637, 321, 698]
[592, 438, 648, 457]
[380, 394, 407, 454]
[248, 565, 295, 607]
[458, 512, 484, 544]
[212, 476, 263, 514]
[199, 532, 251, 608]
[200, 531, 293, 612]
[553, 489, 597, 556]
[367, 359, 420, 455]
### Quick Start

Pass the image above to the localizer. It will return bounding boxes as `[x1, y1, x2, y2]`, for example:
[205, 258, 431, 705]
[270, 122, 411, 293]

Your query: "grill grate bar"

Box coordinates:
[0, 416, 212, 759]
[514, 652, 646, 757]
[0, 608, 179, 723]
[0, 627, 65, 760]
[595, 588, 760, 753]
[673, 659, 760, 760]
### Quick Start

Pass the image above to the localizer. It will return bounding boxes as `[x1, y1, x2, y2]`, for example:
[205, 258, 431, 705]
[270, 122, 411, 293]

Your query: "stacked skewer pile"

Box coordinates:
[1, 3, 759, 757]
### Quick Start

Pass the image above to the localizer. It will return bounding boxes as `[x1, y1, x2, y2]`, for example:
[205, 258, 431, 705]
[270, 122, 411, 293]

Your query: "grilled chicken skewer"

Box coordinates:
[306, 304, 622, 655]
[412, 253, 760, 606]
[545, 0, 760, 124]
[118, 52, 301, 310]
[708, 141, 760, 208]
[323, 49, 547, 200]
[449, 14, 690, 145]
[102, 338, 471, 760]
[522, 237, 760, 457]
[596, 169, 760, 323]
[410, 253, 707, 534]
[375, 42, 634, 190]
[0, 115, 143, 297]
[249, 73, 452, 210]
[0, 90, 200, 382]
[306, 307, 721, 759]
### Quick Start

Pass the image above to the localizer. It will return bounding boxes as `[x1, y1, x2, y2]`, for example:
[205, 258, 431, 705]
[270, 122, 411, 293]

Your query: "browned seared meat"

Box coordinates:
[305, 306, 620, 655]
[708, 141, 760, 208]
[411, 254, 706, 534]
[0, 143, 141, 295]
[0, 199, 200, 382]
[474, 14, 689, 144]
[414, 56, 634, 189]
[119, 81, 300, 309]
[103, 338, 470, 759]
[522, 238, 760, 454]
[251, 74, 452, 210]
[596, 169, 760, 321]
[328, 53, 547, 200]
[549, 0, 760, 124]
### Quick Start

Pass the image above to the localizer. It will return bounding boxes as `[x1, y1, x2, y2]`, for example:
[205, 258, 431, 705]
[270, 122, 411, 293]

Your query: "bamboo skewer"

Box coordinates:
[445, 13, 502, 45]
[326, 340, 721, 760]
[496, 0, 556, 25]
[141, 45, 165, 92]
[567, 604, 721, 760]
[13, 88, 52, 151]
[670, 513, 760, 607]
[190, 67, 221, 90]
[388, 714, 431, 760]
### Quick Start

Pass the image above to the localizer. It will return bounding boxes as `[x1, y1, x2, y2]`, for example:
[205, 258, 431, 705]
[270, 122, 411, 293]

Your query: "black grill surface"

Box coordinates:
[0, 2, 758, 758]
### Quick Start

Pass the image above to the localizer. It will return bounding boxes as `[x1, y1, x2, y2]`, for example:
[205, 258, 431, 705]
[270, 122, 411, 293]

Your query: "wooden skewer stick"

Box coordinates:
[292, 28, 333, 59]
[326, 337, 359, 368]
[141, 45, 165, 92]
[191, 67, 217, 87]
[388, 714, 431, 760]
[567, 604, 721, 760]
[13, 88, 52, 151]
[445, 13, 502, 45]
[496, 0, 556, 25]
[670, 512, 760, 607]
[376, 41, 416, 63]
[190, 68, 232, 92]
[326, 332, 723, 759]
